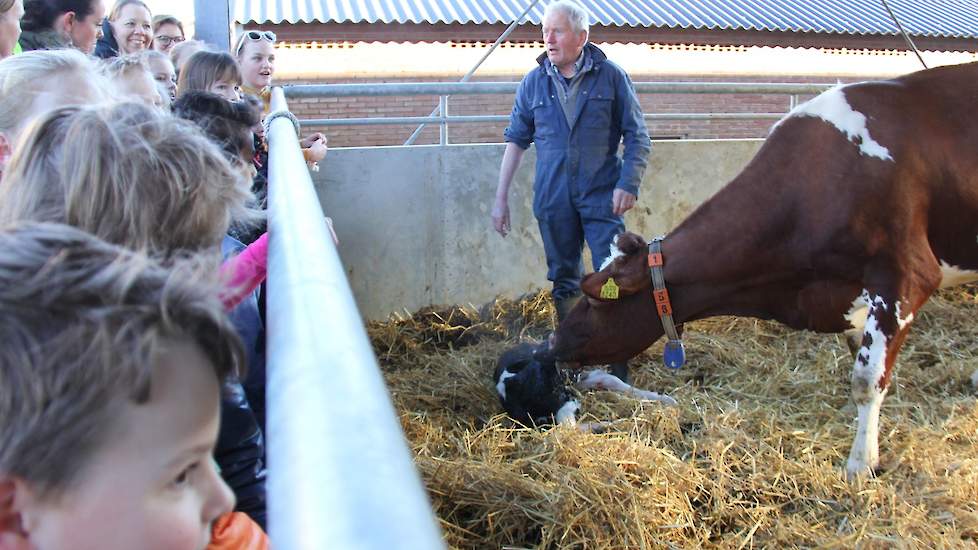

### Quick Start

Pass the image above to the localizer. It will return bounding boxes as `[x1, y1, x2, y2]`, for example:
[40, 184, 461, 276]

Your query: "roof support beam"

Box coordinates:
[194, 0, 232, 51]
[248, 21, 978, 53]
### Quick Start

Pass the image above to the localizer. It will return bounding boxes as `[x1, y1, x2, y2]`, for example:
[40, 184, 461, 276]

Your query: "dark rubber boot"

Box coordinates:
[609, 361, 629, 383]
[553, 293, 582, 326]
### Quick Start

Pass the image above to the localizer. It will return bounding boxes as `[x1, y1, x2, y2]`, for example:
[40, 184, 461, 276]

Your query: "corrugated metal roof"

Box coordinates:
[232, 0, 978, 39]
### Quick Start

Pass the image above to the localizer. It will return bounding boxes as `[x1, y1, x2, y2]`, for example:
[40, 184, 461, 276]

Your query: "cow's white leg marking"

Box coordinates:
[971, 369, 978, 392]
[938, 259, 978, 289]
[775, 85, 892, 161]
[847, 292, 890, 478]
[844, 292, 913, 350]
[599, 234, 624, 271]
[848, 391, 884, 478]
[578, 369, 678, 406]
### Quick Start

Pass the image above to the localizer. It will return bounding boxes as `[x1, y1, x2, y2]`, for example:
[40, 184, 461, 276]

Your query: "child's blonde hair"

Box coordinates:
[102, 51, 152, 80]
[0, 221, 243, 498]
[0, 102, 255, 255]
[0, 48, 113, 137]
[170, 38, 208, 72]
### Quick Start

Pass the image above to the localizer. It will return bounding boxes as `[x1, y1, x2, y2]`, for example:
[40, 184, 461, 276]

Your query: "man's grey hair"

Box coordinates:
[544, 0, 590, 36]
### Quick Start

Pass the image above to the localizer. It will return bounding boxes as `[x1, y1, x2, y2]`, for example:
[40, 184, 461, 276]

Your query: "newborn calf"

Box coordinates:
[493, 342, 676, 430]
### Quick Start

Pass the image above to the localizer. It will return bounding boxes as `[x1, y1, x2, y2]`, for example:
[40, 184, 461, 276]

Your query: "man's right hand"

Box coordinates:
[491, 197, 511, 237]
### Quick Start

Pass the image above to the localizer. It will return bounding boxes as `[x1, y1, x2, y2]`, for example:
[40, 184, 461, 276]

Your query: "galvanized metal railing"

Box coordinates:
[283, 81, 834, 144]
[264, 86, 446, 550]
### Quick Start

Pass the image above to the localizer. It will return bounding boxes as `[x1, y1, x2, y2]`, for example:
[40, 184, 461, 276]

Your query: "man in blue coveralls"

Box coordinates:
[491, 0, 650, 382]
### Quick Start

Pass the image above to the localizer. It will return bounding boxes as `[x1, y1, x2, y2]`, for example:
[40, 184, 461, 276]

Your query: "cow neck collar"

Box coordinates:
[648, 237, 686, 369]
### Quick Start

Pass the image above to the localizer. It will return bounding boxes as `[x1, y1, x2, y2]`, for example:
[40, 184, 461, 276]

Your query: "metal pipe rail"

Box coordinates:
[264, 86, 445, 550]
[299, 112, 788, 126]
[283, 80, 833, 145]
[283, 81, 833, 97]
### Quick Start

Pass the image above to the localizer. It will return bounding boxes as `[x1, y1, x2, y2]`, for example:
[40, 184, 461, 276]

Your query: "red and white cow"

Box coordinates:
[547, 61, 978, 478]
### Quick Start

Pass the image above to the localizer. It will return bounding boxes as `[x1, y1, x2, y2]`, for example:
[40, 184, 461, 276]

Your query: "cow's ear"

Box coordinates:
[581, 269, 648, 302]
[581, 250, 651, 302]
[616, 232, 647, 255]
[581, 271, 615, 302]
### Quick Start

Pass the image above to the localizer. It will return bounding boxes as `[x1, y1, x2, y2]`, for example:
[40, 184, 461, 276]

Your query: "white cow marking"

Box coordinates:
[599, 234, 624, 271]
[847, 393, 884, 477]
[495, 370, 516, 400]
[777, 85, 893, 161]
[971, 369, 978, 391]
[938, 260, 978, 289]
[855, 294, 889, 389]
[847, 291, 890, 477]
[844, 292, 870, 332]
[845, 291, 914, 333]
[894, 301, 914, 331]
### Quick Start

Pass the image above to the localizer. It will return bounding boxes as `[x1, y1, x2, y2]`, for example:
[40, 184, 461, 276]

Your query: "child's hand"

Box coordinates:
[300, 132, 325, 148]
[301, 133, 328, 162]
[303, 137, 327, 164]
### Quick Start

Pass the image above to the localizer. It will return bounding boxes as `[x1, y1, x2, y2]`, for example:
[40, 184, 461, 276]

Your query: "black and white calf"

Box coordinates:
[493, 342, 676, 429]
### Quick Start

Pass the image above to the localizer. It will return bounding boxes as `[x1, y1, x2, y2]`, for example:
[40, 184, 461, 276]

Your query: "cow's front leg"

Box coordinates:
[846, 291, 915, 479]
[577, 369, 678, 406]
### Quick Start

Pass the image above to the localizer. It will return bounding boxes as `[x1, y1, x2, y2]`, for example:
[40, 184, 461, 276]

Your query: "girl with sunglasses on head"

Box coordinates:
[233, 29, 326, 174]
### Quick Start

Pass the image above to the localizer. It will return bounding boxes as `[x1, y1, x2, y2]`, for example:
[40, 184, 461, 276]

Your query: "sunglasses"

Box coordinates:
[235, 30, 277, 55]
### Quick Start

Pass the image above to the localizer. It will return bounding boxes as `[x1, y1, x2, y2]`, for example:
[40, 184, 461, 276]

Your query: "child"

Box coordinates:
[171, 91, 268, 308]
[177, 50, 243, 102]
[0, 49, 114, 176]
[144, 49, 178, 105]
[170, 38, 207, 77]
[102, 53, 166, 108]
[0, 222, 241, 550]
[233, 30, 326, 171]
[0, 101, 254, 255]
[0, 102, 268, 530]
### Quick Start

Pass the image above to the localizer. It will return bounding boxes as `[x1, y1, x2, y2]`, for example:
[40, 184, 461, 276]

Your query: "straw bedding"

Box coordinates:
[367, 286, 978, 549]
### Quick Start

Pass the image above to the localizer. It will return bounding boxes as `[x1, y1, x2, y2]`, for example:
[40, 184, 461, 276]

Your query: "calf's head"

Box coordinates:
[494, 341, 575, 426]
[549, 232, 665, 366]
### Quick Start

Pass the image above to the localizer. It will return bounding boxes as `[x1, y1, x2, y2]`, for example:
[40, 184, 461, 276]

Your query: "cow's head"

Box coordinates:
[547, 232, 666, 366]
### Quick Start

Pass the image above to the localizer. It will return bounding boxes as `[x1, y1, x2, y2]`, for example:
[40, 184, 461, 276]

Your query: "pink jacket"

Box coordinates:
[221, 233, 268, 309]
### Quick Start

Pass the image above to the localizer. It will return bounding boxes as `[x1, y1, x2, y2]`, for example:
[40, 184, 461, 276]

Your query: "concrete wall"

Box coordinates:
[313, 139, 763, 320]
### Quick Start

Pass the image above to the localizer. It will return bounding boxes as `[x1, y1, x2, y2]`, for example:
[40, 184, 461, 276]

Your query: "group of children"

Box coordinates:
[0, 1, 332, 548]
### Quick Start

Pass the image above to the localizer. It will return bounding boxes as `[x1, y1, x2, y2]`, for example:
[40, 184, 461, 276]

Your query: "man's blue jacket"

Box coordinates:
[504, 43, 651, 222]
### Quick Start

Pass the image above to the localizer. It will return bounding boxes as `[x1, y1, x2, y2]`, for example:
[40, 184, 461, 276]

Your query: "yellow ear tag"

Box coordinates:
[599, 277, 620, 300]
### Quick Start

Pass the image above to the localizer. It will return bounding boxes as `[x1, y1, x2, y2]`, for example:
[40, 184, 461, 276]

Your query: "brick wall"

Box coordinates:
[281, 73, 848, 147]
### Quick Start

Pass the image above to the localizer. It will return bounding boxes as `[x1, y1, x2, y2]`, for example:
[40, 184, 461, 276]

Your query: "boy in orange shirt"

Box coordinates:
[0, 223, 264, 550]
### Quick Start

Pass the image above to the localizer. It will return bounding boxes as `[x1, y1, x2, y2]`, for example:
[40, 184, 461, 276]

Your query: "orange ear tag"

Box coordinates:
[599, 277, 620, 300]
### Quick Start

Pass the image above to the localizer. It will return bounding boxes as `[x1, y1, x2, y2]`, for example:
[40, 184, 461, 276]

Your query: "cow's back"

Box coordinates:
[698, 62, 978, 271]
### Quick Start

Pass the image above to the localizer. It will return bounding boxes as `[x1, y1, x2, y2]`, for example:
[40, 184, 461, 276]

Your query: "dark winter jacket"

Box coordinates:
[218, 235, 268, 529]
[504, 43, 651, 220]
[93, 18, 119, 59]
